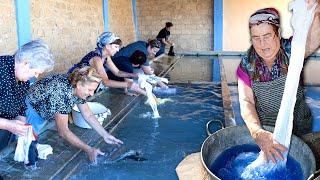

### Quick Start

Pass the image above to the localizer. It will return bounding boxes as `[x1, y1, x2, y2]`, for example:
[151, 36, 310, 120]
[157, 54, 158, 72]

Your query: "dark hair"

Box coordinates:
[148, 39, 161, 48]
[271, 25, 280, 37]
[130, 50, 147, 65]
[111, 39, 122, 46]
[250, 23, 280, 39]
[166, 22, 173, 28]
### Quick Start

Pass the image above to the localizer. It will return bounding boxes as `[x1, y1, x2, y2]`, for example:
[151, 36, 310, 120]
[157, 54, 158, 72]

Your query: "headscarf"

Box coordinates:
[96, 31, 120, 50]
[249, 8, 280, 28]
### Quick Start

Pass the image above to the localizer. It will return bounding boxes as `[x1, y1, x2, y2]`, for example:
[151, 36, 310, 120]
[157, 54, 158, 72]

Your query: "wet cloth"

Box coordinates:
[27, 74, 85, 122]
[0, 55, 30, 151]
[138, 74, 160, 118]
[14, 125, 37, 165]
[114, 41, 150, 66]
[36, 144, 53, 160]
[143, 74, 169, 85]
[68, 51, 101, 74]
[14, 125, 53, 166]
[273, 0, 317, 151]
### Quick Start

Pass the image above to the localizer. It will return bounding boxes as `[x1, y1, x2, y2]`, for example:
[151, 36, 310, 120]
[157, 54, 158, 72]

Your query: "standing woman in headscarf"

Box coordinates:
[0, 39, 54, 150]
[68, 32, 145, 95]
[237, 4, 320, 163]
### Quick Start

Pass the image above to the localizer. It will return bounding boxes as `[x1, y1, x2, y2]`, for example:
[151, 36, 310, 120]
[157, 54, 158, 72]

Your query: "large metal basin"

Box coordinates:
[201, 125, 316, 179]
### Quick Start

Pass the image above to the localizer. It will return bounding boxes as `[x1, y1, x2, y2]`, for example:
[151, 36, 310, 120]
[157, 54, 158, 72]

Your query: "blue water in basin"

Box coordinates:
[68, 83, 224, 179]
[210, 144, 303, 180]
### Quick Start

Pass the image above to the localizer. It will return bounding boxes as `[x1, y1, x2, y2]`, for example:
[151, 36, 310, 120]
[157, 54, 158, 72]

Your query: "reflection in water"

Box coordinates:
[167, 56, 213, 83]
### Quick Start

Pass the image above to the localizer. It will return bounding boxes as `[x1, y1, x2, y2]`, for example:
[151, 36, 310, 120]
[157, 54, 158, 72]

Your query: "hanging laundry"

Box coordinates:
[273, 0, 317, 162]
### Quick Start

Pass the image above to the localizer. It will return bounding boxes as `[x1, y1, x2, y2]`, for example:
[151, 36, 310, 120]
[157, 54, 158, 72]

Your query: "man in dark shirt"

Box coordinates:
[156, 22, 175, 57]
[108, 50, 147, 95]
[113, 40, 168, 89]
[113, 39, 161, 75]
[0, 40, 54, 150]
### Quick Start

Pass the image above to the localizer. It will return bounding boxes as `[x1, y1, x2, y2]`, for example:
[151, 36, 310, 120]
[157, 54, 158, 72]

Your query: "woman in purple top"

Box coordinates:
[237, 5, 320, 163]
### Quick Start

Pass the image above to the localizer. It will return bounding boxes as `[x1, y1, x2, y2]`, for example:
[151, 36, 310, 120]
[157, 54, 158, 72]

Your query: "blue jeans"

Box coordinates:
[26, 99, 46, 135]
[156, 42, 165, 57]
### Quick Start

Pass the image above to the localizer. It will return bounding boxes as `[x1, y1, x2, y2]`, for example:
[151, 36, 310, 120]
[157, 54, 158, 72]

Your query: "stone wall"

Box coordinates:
[31, 0, 104, 72]
[108, 0, 136, 46]
[136, 0, 213, 52]
[0, 0, 215, 56]
[0, 1, 17, 55]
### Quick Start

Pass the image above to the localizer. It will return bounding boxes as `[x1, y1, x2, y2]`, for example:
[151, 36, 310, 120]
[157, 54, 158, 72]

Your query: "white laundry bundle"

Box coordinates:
[143, 74, 169, 85]
[36, 144, 53, 160]
[14, 125, 35, 164]
[14, 124, 53, 167]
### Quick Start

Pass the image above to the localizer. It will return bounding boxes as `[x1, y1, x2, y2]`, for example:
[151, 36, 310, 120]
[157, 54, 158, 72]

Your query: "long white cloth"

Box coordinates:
[273, 0, 317, 160]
